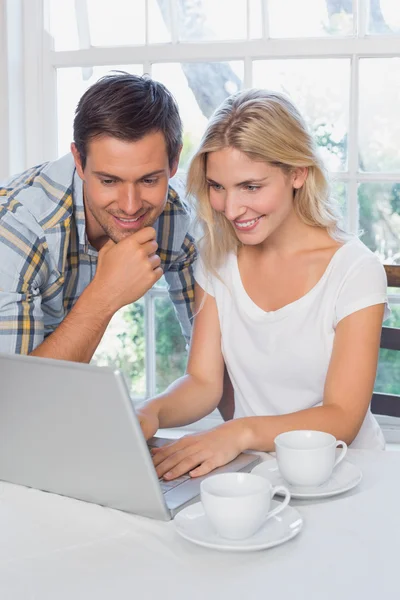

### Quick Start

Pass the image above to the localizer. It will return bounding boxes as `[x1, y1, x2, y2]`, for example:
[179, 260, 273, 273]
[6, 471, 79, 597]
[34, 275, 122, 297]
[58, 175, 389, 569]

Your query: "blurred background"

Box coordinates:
[1, 0, 399, 430]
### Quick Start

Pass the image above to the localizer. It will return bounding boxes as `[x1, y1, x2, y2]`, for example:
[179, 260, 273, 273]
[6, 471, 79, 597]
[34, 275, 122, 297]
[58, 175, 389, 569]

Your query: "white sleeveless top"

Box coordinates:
[194, 239, 390, 450]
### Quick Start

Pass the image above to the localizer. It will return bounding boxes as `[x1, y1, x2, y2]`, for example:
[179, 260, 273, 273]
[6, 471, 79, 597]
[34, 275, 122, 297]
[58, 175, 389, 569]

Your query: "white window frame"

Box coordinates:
[2, 0, 400, 437]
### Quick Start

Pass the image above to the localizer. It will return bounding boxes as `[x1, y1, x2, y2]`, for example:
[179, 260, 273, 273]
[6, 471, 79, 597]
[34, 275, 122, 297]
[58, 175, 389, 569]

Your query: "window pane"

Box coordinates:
[249, 0, 263, 38]
[331, 181, 347, 227]
[375, 304, 400, 396]
[176, 0, 248, 41]
[92, 300, 146, 398]
[155, 297, 187, 394]
[375, 349, 400, 397]
[49, 0, 146, 50]
[384, 304, 400, 328]
[152, 62, 243, 170]
[367, 0, 400, 34]
[56, 65, 143, 157]
[253, 59, 350, 171]
[359, 58, 400, 172]
[155, 276, 168, 288]
[358, 182, 400, 263]
[87, 0, 145, 46]
[49, 0, 79, 51]
[148, 0, 172, 43]
[267, 0, 354, 37]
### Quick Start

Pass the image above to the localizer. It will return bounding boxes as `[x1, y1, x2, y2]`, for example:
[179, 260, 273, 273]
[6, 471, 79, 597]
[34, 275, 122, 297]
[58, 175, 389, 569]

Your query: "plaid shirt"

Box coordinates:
[0, 154, 196, 354]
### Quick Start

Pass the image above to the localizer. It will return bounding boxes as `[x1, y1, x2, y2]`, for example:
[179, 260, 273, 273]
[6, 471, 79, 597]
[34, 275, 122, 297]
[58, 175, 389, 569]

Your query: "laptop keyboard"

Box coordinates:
[159, 474, 191, 493]
[148, 437, 192, 494]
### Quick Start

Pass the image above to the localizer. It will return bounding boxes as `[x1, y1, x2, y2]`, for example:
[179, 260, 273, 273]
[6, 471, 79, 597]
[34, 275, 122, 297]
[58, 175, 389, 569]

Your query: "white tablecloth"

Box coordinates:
[0, 449, 398, 599]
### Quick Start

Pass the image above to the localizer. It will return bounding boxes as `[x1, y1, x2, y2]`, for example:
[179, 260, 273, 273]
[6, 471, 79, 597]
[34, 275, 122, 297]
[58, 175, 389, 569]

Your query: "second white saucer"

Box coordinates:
[252, 458, 362, 499]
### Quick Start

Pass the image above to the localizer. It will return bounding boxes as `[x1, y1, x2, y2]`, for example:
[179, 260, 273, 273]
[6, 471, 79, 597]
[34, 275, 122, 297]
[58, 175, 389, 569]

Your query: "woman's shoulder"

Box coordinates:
[333, 237, 384, 273]
[320, 236, 387, 298]
[330, 236, 388, 295]
[331, 237, 390, 324]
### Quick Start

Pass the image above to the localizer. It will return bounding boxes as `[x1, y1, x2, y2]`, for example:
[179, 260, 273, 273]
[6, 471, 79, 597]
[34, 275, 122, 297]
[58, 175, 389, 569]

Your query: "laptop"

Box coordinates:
[0, 352, 260, 520]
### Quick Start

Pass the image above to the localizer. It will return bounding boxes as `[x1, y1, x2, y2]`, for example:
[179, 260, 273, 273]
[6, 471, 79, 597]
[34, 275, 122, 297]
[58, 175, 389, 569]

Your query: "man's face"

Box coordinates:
[72, 131, 180, 249]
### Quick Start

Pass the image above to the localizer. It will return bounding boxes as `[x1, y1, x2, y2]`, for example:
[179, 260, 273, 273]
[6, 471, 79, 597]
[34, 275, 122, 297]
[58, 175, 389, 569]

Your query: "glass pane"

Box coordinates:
[56, 65, 143, 157]
[155, 276, 168, 288]
[331, 180, 347, 227]
[384, 304, 400, 327]
[359, 58, 400, 172]
[152, 62, 244, 171]
[49, 0, 146, 50]
[148, 0, 172, 43]
[375, 349, 400, 396]
[358, 182, 400, 263]
[49, 0, 79, 51]
[249, 0, 263, 38]
[155, 297, 187, 393]
[367, 0, 400, 34]
[87, 0, 145, 46]
[92, 300, 146, 398]
[375, 304, 400, 395]
[177, 0, 248, 41]
[253, 59, 350, 171]
[268, 0, 354, 37]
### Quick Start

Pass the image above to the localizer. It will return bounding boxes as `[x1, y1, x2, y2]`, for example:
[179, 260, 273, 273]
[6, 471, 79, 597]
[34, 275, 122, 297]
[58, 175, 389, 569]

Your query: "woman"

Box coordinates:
[138, 89, 389, 481]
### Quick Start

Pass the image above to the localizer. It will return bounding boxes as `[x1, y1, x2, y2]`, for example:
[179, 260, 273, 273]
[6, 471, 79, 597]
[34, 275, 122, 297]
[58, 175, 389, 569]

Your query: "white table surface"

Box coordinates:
[0, 449, 398, 600]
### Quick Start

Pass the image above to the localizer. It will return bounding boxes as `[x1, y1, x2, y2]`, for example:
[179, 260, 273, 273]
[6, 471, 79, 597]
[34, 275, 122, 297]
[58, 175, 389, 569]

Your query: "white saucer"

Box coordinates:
[252, 458, 362, 499]
[173, 500, 303, 552]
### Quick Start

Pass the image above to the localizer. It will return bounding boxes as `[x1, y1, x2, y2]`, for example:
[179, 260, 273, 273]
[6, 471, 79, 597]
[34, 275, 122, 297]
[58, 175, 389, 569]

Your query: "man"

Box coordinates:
[0, 73, 196, 362]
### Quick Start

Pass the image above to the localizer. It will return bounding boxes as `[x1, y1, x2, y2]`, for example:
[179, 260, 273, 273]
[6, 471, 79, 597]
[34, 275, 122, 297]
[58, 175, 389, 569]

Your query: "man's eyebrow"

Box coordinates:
[138, 169, 166, 179]
[93, 171, 123, 181]
[93, 169, 166, 181]
[206, 176, 269, 186]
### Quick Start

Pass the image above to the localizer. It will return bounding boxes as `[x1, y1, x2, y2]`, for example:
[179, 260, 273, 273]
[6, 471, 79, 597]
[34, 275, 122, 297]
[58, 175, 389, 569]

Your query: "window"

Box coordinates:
[5, 1, 400, 428]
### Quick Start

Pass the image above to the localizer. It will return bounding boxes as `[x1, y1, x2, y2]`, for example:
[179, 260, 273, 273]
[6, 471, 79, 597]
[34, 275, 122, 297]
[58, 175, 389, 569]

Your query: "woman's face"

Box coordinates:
[206, 147, 307, 246]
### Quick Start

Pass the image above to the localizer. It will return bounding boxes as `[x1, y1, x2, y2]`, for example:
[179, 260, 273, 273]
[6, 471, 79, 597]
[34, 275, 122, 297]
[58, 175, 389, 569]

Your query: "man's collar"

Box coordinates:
[71, 166, 98, 255]
[72, 167, 88, 249]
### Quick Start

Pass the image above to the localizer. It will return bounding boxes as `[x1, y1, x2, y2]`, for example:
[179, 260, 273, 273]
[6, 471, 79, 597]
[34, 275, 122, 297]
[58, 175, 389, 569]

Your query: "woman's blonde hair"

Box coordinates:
[187, 88, 348, 274]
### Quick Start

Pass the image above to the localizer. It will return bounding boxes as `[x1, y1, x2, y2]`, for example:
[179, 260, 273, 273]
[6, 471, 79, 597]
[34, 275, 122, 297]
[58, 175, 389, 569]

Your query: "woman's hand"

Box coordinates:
[137, 406, 160, 441]
[151, 420, 250, 479]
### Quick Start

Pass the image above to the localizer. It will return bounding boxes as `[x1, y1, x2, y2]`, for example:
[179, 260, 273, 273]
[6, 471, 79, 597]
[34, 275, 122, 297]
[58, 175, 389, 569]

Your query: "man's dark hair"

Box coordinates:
[73, 72, 182, 169]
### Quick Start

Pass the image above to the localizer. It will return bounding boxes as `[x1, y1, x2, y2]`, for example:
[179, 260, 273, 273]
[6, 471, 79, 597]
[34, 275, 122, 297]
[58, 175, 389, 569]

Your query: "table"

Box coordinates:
[0, 449, 399, 599]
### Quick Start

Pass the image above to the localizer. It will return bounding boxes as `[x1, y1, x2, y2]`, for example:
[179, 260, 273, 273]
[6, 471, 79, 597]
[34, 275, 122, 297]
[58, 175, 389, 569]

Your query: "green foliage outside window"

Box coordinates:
[154, 296, 188, 393]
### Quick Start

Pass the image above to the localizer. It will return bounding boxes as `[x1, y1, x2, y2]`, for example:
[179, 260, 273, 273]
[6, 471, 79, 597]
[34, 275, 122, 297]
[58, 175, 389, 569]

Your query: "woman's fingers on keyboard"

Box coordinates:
[159, 449, 210, 480]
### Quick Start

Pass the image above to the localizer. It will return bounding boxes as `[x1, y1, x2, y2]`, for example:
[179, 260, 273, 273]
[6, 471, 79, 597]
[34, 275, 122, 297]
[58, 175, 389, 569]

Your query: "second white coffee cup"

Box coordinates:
[200, 472, 291, 540]
[274, 430, 347, 487]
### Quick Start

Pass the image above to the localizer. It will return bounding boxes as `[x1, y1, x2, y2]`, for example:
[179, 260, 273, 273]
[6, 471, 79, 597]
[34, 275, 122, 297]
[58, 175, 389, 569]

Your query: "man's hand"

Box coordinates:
[137, 406, 160, 441]
[151, 420, 249, 480]
[91, 227, 163, 314]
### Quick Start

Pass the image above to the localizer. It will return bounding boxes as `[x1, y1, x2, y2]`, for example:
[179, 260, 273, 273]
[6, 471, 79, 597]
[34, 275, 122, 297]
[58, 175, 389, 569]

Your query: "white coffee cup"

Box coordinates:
[200, 472, 291, 540]
[274, 430, 347, 487]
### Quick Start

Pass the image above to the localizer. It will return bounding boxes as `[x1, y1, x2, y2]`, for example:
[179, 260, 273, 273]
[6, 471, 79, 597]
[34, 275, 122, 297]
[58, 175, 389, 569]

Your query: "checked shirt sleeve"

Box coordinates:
[163, 232, 197, 344]
[0, 205, 48, 354]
